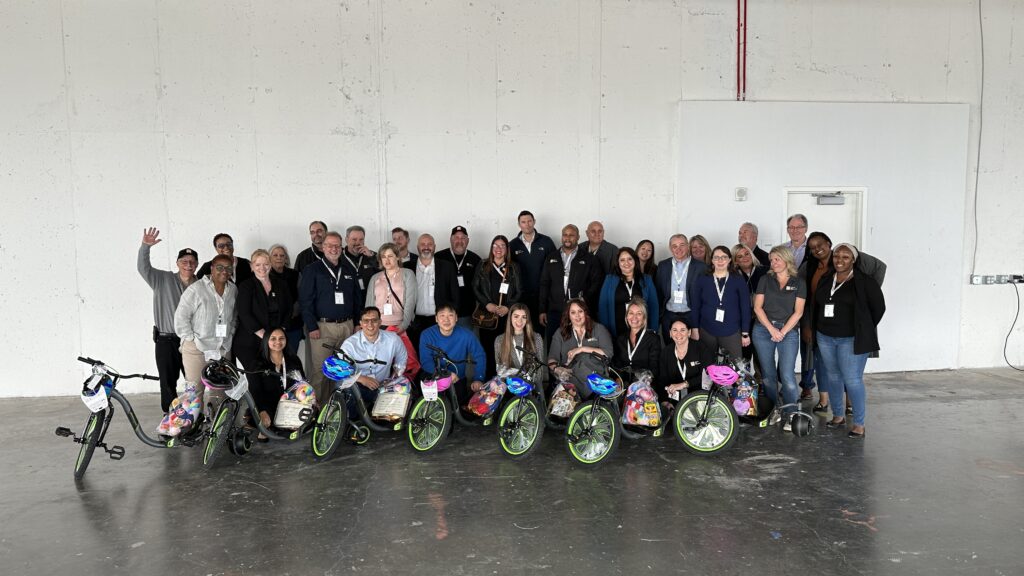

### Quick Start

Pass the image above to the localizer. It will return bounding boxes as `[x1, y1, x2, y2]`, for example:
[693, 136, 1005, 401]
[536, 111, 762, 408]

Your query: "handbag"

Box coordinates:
[471, 293, 503, 330]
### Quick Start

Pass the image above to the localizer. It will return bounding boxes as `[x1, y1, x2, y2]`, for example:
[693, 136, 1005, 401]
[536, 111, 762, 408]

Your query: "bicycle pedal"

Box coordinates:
[289, 430, 299, 441]
[652, 429, 663, 438]
[393, 422, 402, 431]
[55, 426, 73, 438]
[107, 445, 126, 460]
[482, 417, 493, 426]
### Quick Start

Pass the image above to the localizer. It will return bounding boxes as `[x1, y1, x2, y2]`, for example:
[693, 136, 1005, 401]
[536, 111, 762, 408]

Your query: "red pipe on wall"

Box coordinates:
[736, 0, 748, 101]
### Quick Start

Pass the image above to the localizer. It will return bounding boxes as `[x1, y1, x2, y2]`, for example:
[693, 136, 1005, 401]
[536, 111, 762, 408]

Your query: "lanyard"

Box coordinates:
[279, 358, 287, 388]
[573, 327, 585, 348]
[209, 281, 226, 321]
[453, 253, 467, 274]
[513, 334, 524, 366]
[493, 262, 507, 281]
[714, 275, 728, 306]
[323, 260, 344, 291]
[344, 252, 363, 273]
[672, 259, 687, 288]
[624, 279, 635, 300]
[675, 351, 687, 381]
[829, 273, 850, 300]
[626, 329, 646, 363]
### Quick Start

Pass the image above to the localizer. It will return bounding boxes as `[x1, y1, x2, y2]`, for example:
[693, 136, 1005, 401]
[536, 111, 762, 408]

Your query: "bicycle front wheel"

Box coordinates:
[673, 391, 739, 455]
[73, 410, 105, 481]
[203, 400, 236, 469]
[311, 393, 348, 462]
[407, 397, 451, 453]
[498, 397, 543, 458]
[564, 400, 619, 466]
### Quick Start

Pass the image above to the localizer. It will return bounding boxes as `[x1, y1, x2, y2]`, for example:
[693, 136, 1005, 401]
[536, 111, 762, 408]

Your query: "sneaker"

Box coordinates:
[783, 419, 792, 433]
[768, 411, 782, 426]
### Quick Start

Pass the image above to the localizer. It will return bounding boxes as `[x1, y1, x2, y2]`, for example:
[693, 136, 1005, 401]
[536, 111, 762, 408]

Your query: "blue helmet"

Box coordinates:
[587, 373, 618, 396]
[322, 355, 355, 381]
[505, 376, 533, 397]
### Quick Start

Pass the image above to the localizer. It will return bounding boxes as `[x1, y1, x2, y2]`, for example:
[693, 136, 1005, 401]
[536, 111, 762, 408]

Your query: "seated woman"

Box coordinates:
[597, 247, 659, 339]
[251, 327, 305, 440]
[547, 298, 614, 399]
[612, 298, 661, 387]
[495, 303, 545, 380]
[658, 319, 702, 411]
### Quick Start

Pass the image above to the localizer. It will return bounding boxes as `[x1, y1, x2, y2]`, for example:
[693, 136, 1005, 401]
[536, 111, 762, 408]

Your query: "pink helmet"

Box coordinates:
[706, 365, 739, 387]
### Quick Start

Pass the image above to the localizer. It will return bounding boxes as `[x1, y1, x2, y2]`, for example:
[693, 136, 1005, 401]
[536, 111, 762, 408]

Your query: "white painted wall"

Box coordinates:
[0, 0, 1021, 396]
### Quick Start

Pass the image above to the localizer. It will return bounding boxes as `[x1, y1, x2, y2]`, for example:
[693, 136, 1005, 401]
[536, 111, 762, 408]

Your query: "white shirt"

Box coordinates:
[341, 329, 408, 382]
[415, 259, 436, 316]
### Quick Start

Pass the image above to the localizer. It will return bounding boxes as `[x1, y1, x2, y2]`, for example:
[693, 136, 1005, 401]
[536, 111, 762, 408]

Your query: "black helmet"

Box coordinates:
[201, 359, 238, 390]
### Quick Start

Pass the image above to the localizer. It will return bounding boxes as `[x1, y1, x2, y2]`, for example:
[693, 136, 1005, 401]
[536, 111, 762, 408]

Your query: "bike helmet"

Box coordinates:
[505, 376, 533, 397]
[587, 373, 618, 396]
[706, 365, 739, 387]
[202, 360, 238, 390]
[322, 355, 355, 381]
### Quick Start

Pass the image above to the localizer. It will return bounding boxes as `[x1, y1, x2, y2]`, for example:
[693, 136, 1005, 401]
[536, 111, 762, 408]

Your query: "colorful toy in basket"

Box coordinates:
[156, 383, 202, 437]
[274, 381, 317, 430]
[730, 378, 759, 417]
[548, 378, 579, 418]
[621, 371, 661, 427]
[466, 376, 507, 417]
[371, 375, 413, 422]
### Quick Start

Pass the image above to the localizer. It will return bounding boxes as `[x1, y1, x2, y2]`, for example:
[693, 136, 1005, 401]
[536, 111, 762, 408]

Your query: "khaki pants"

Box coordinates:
[180, 339, 229, 418]
[309, 320, 354, 405]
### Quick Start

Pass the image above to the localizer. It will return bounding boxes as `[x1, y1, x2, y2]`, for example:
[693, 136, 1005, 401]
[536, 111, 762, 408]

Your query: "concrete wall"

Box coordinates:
[1, 0, 1021, 396]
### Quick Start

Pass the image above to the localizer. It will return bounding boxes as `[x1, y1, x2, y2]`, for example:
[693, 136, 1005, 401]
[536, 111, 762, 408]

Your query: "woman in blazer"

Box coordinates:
[598, 247, 659, 339]
[234, 249, 293, 371]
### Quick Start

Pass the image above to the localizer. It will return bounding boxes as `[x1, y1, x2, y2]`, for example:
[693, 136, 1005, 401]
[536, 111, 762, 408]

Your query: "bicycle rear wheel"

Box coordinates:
[498, 397, 543, 458]
[73, 410, 105, 481]
[311, 393, 348, 462]
[673, 391, 739, 455]
[203, 400, 236, 469]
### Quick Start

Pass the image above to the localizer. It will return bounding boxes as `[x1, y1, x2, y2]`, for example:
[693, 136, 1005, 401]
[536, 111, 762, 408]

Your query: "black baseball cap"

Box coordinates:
[451, 226, 468, 236]
[177, 248, 198, 260]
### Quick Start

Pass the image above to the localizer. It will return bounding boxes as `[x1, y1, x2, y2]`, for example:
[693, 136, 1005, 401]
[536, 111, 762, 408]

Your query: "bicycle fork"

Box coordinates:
[55, 406, 126, 461]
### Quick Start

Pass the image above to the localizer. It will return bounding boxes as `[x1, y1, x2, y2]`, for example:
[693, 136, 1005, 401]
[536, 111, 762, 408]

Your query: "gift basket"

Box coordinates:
[273, 380, 317, 430]
[155, 382, 202, 437]
[621, 370, 661, 427]
[371, 375, 413, 422]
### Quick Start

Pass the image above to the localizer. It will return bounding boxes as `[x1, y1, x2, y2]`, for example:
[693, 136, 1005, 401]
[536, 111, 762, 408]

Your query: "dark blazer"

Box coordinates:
[597, 274, 659, 338]
[812, 269, 885, 355]
[658, 342, 703, 399]
[198, 256, 253, 284]
[578, 240, 618, 277]
[404, 257, 461, 311]
[613, 329, 661, 385]
[752, 245, 770, 267]
[538, 249, 602, 314]
[654, 257, 707, 312]
[473, 260, 522, 307]
[236, 275, 294, 338]
[340, 250, 380, 296]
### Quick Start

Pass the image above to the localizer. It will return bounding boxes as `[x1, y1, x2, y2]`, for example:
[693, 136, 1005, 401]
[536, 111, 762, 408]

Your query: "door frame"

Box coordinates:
[783, 186, 869, 251]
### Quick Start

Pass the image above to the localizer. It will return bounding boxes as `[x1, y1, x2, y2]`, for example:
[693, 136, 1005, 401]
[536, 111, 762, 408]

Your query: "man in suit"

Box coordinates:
[405, 233, 460, 349]
[738, 222, 770, 266]
[655, 234, 707, 343]
[539, 224, 602, 343]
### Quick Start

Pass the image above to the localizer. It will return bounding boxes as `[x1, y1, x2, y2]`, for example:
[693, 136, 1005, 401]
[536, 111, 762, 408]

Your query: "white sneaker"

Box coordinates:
[768, 411, 782, 426]
[783, 418, 792, 432]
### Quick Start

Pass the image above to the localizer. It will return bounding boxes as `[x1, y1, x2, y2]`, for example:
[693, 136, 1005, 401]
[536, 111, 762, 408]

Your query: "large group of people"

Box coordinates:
[139, 210, 885, 440]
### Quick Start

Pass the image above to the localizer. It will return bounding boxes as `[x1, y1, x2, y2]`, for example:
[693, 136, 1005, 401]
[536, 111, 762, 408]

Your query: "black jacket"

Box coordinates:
[509, 231, 558, 294]
[538, 248, 602, 314]
[613, 329, 661, 386]
[404, 257, 461, 312]
[473, 260, 522, 307]
[294, 245, 324, 274]
[812, 269, 885, 355]
[340, 250, 380, 297]
[436, 248, 482, 317]
[236, 275, 295, 338]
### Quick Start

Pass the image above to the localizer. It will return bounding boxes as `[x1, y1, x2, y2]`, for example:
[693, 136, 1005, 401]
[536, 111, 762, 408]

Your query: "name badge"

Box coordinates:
[714, 309, 725, 323]
[215, 323, 228, 337]
[358, 278, 365, 291]
[457, 276, 465, 288]
[335, 292, 345, 305]
[668, 389, 680, 402]
[824, 304, 835, 318]
[383, 303, 394, 316]
[672, 290, 685, 304]
[499, 282, 510, 295]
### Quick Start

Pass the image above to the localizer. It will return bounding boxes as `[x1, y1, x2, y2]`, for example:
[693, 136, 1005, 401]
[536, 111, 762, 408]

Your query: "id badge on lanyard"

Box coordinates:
[216, 321, 228, 337]
[457, 276, 465, 288]
[335, 291, 345, 305]
[383, 302, 394, 316]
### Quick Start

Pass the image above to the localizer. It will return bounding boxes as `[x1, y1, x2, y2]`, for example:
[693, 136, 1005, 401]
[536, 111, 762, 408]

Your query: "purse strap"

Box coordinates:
[383, 272, 404, 310]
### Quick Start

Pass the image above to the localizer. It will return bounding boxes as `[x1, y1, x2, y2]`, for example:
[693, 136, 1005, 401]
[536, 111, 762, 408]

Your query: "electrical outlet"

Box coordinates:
[996, 275, 1011, 284]
[971, 275, 983, 285]
[983, 276, 996, 285]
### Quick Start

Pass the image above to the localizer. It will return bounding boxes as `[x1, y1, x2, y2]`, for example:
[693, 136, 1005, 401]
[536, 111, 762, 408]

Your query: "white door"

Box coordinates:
[784, 187, 865, 249]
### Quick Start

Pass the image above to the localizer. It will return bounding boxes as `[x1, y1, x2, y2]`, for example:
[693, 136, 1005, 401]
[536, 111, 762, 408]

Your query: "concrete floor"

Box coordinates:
[4, 368, 1023, 575]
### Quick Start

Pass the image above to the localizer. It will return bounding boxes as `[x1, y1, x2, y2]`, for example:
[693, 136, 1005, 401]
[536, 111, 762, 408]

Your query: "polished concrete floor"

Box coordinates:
[4, 368, 1023, 575]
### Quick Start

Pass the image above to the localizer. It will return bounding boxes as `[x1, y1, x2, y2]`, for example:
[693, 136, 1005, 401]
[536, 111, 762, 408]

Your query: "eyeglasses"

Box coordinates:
[711, 255, 730, 261]
[323, 243, 342, 250]
[787, 225, 807, 231]
[360, 318, 381, 324]
[213, 264, 232, 272]
[215, 242, 234, 249]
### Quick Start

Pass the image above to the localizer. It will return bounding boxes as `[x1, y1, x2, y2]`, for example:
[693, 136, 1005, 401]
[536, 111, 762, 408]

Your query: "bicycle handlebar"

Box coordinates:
[321, 343, 387, 366]
[78, 356, 158, 381]
[426, 344, 467, 364]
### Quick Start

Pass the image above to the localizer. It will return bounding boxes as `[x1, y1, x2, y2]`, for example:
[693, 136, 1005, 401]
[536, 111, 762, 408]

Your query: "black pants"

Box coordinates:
[154, 330, 184, 413]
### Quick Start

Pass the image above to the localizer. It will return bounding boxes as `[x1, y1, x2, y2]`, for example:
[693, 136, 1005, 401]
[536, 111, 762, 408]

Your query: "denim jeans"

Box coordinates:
[751, 323, 799, 414]
[815, 332, 868, 427]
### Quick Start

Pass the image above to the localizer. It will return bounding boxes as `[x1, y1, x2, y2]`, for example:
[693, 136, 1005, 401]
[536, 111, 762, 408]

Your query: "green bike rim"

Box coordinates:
[676, 395, 735, 452]
[203, 405, 232, 464]
[567, 404, 616, 464]
[312, 401, 343, 457]
[408, 399, 447, 451]
[499, 398, 540, 456]
[75, 414, 100, 471]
